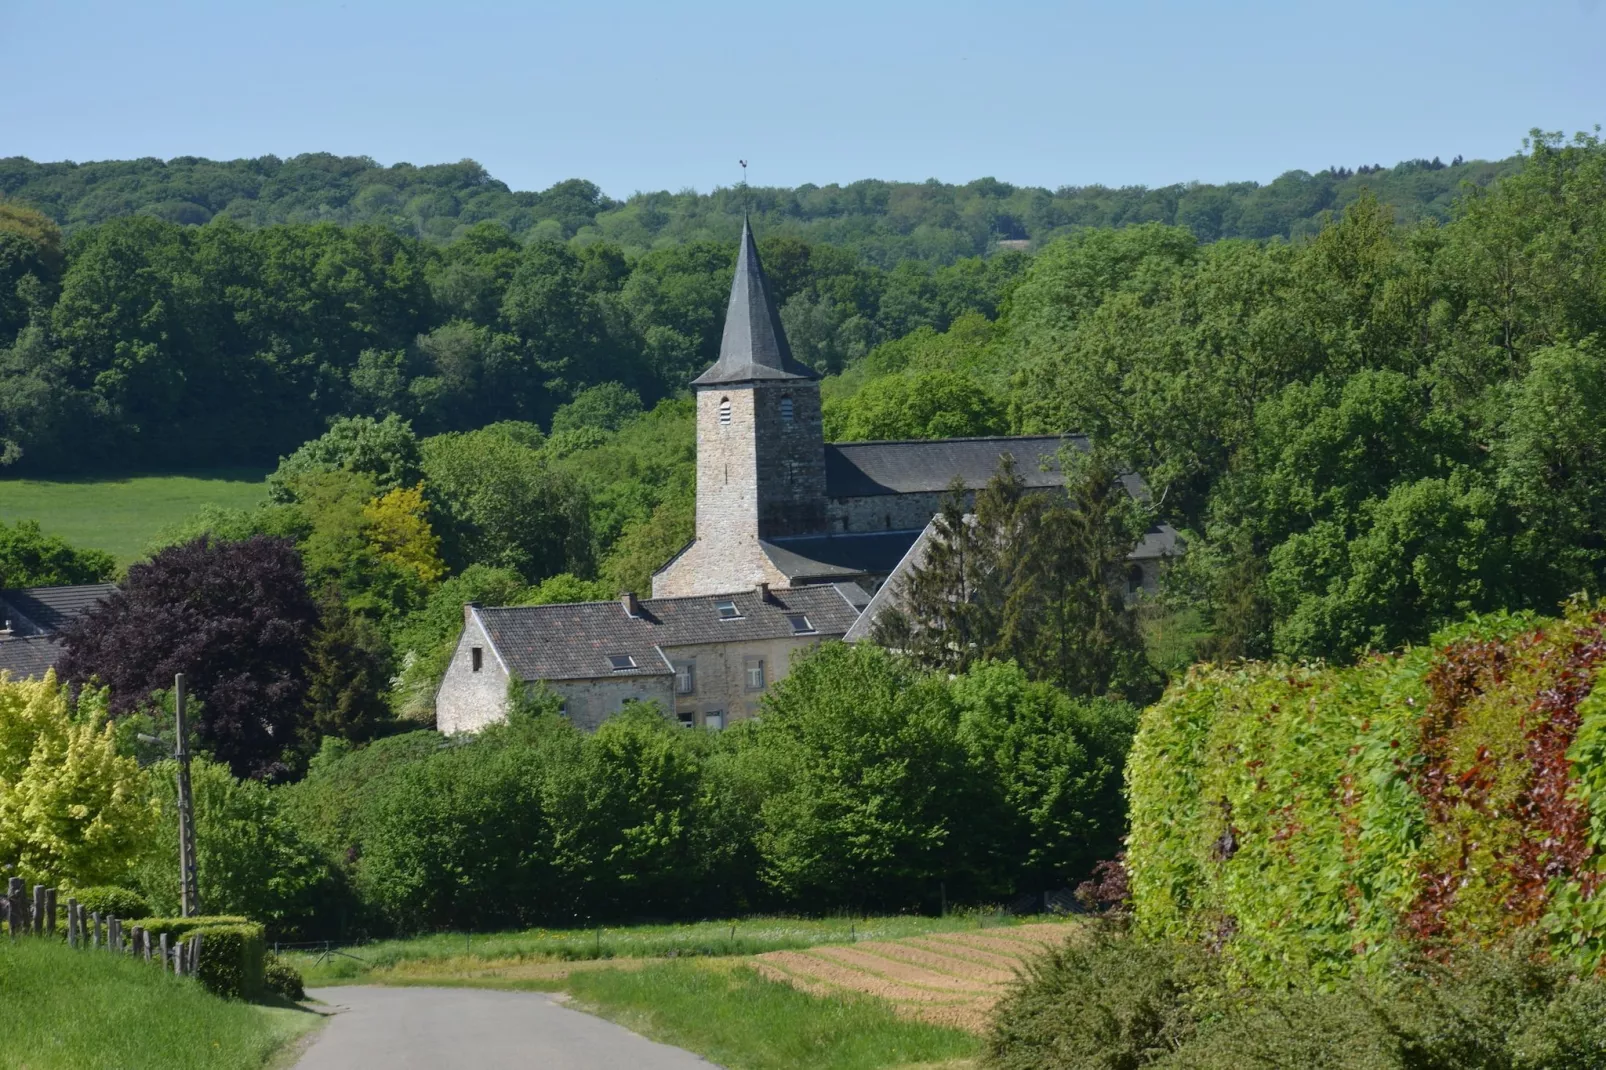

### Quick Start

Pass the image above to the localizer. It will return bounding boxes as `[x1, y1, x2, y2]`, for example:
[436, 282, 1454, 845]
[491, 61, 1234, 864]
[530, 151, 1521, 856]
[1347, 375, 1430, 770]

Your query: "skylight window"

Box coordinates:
[787, 613, 815, 635]
[716, 600, 740, 620]
[607, 653, 637, 671]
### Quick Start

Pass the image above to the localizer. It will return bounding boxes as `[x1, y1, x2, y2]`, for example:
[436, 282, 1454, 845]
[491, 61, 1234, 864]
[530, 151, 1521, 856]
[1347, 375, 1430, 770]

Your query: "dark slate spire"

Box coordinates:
[691, 217, 816, 387]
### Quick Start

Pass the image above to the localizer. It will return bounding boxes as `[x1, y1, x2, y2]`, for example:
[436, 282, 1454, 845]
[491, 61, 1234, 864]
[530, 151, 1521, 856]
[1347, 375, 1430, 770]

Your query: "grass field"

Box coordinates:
[0, 469, 268, 565]
[289, 913, 1043, 986]
[0, 937, 321, 1070]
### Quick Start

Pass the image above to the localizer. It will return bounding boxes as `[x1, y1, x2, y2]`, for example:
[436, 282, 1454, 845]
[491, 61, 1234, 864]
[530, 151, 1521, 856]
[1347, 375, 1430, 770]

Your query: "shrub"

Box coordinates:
[263, 952, 305, 1001]
[67, 886, 152, 921]
[191, 922, 266, 1001]
[985, 927, 1216, 1070]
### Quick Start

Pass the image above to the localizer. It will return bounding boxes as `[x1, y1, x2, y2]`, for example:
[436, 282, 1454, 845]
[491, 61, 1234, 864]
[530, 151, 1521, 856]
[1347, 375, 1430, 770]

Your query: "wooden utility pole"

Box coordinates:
[175, 673, 201, 917]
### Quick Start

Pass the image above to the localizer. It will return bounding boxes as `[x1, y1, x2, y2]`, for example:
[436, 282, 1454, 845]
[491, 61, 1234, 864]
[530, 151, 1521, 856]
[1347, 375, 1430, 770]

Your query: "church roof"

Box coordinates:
[690, 218, 817, 387]
[824, 435, 1108, 498]
[473, 583, 866, 683]
[760, 530, 926, 583]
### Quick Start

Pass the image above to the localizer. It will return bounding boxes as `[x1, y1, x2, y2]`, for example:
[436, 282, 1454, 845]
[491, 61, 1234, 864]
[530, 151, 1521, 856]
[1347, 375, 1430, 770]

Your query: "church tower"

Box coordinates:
[651, 219, 826, 598]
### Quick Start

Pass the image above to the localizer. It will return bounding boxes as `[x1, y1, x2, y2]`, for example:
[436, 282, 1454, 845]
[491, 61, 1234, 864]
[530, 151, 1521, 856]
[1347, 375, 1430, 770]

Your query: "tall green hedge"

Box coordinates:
[140, 916, 264, 999]
[1127, 599, 1606, 985]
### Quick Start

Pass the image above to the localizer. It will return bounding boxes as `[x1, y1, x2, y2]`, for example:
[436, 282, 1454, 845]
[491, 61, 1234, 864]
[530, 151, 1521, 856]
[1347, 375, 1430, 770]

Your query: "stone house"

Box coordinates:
[435, 583, 868, 732]
[0, 583, 117, 681]
[433, 219, 1180, 733]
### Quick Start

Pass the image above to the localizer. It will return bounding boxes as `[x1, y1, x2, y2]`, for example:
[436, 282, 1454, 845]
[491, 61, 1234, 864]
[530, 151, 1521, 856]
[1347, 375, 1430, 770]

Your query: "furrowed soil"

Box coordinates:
[753, 921, 1076, 1034]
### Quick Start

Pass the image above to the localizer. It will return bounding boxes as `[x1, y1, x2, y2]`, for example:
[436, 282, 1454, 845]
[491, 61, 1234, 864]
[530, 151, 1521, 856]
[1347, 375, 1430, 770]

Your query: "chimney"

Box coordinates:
[621, 591, 641, 618]
[755, 582, 770, 603]
[464, 601, 482, 623]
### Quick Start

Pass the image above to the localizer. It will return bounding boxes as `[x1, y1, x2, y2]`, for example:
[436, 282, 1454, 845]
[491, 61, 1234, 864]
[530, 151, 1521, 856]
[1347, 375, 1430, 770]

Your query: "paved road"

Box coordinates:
[296, 986, 715, 1069]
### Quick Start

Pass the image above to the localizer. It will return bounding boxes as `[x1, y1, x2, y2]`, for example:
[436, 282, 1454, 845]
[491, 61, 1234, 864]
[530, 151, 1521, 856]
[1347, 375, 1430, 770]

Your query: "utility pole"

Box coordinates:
[174, 673, 201, 917]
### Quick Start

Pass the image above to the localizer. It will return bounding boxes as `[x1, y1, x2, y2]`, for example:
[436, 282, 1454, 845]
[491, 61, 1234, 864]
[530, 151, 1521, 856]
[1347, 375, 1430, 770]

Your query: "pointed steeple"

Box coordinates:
[691, 217, 817, 387]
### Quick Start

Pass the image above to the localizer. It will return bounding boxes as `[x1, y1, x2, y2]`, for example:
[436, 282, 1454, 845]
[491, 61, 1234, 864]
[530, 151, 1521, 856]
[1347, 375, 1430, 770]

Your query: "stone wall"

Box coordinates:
[754, 382, 827, 537]
[664, 634, 827, 728]
[550, 677, 677, 732]
[435, 610, 511, 733]
[828, 491, 953, 534]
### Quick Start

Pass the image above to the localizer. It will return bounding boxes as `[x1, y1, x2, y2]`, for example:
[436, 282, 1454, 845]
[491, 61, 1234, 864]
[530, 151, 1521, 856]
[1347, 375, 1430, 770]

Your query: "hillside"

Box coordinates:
[0, 150, 1521, 265]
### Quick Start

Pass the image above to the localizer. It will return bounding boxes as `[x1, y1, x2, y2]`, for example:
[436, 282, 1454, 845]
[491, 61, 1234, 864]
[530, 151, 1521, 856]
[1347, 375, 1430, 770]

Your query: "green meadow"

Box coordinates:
[0, 469, 268, 567]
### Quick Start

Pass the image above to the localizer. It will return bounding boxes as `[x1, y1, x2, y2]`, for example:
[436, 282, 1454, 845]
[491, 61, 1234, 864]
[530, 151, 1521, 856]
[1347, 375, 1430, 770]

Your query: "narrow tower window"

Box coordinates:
[718, 397, 732, 425]
[780, 396, 794, 423]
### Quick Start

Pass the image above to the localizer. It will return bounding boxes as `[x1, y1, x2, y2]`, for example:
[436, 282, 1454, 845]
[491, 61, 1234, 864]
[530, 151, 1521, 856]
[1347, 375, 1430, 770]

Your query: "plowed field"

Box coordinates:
[753, 921, 1075, 1033]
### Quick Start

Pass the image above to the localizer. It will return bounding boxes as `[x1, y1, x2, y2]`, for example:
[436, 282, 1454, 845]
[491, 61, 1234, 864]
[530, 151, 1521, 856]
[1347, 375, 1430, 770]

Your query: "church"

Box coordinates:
[434, 221, 1179, 734]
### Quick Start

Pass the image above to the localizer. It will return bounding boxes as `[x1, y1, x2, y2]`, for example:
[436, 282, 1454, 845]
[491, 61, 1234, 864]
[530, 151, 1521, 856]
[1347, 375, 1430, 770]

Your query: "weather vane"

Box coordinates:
[740, 160, 749, 216]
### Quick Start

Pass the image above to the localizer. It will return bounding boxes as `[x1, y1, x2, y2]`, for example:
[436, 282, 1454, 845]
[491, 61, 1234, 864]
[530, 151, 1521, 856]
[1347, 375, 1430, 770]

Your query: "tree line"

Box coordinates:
[2, 149, 1518, 261]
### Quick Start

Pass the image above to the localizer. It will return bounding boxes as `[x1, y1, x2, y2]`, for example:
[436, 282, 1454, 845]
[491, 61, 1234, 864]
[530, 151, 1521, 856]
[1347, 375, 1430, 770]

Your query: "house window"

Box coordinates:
[744, 657, 766, 691]
[674, 660, 696, 694]
[705, 711, 725, 731]
[786, 613, 815, 635]
[780, 396, 794, 423]
[716, 600, 740, 620]
[718, 397, 732, 425]
[677, 710, 695, 728]
[471, 647, 483, 672]
[607, 653, 637, 671]
[1127, 565, 1147, 597]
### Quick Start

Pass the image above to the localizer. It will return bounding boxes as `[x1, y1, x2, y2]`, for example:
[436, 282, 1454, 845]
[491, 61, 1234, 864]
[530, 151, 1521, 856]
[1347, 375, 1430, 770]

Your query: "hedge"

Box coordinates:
[141, 916, 264, 999]
[66, 886, 152, 920]
[1126, 598, 1606, 986]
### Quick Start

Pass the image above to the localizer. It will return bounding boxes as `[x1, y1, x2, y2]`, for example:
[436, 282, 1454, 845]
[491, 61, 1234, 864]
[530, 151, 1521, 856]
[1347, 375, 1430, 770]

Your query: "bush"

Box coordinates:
[985, 927, 1215, 1070]
[263, 952, 305, 1001]
[192, 922, 266, 1001]
[140, 915, 251, 939]
[68, 886, 152, 921]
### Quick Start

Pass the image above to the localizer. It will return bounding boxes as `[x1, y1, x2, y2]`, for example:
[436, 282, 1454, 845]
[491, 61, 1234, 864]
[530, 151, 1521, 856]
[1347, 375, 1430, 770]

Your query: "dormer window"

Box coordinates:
[786, 613, 815, 635]
[780, 397, 794, 423]
[716, 600, 740, 620]
[718, 398, 732, 425]
[607, 653, 637, 671]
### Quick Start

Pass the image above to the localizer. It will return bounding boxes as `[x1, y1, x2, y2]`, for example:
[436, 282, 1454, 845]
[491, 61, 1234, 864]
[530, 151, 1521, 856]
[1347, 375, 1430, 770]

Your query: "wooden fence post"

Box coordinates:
[131, 926, 145, 961]
[108, 916, 121, 953]
[31, 885, 44, 936]
[66, 899, 77, 948]
[91, 911, 101, 950]
[44, 887, 56, 939]
[159, 932, 170, 972]
[3, 877, 18, 939]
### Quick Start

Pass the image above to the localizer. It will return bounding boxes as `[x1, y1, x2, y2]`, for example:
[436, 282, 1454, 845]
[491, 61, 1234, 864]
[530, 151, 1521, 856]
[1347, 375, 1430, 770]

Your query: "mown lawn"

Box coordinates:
[289, 913, 1034, 986]
[0, 469, 268, 566]
[0, 938, 320, 1070]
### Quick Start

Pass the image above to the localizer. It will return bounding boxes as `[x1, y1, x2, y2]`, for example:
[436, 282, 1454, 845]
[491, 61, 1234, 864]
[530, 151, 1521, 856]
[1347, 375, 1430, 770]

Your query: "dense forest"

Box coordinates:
[1, 150, 1517, 261]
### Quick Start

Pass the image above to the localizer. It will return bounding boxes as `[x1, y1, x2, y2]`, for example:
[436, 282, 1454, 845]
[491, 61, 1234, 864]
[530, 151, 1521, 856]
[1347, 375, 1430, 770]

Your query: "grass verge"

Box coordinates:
[564, 959, 980, 1070]
[289, 913, 1038, 987]
[0, 469, 268, 564]
[0, 938, 322, 1070]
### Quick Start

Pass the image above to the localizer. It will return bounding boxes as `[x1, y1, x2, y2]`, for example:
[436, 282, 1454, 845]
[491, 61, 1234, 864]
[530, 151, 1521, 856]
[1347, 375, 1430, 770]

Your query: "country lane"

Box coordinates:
[295, 985, 716, 1069]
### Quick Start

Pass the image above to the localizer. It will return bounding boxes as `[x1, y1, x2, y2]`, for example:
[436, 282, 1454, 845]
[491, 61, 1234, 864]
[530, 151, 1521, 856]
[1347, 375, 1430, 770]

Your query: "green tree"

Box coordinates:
[0, 519, 117, 587]
[267, 414, 423, 503]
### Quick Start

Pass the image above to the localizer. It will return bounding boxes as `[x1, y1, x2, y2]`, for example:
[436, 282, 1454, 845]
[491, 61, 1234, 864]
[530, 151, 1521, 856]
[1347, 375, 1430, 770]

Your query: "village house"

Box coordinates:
[435, 220, 1180, 733]
[0, 583, 117, 680]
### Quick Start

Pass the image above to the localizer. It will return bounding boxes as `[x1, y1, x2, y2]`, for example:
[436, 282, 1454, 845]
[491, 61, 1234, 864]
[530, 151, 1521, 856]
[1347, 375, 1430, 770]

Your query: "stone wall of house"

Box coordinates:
[435, 611, 510, 734]
[828, 491, 955, 534]
[550, 677, 677, 732]
[663, 633, 829, 728]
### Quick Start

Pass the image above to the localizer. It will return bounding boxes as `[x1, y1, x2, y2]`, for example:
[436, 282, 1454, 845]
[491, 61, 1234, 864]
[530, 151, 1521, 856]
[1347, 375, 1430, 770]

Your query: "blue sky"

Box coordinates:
[7, 0, 1602, 197]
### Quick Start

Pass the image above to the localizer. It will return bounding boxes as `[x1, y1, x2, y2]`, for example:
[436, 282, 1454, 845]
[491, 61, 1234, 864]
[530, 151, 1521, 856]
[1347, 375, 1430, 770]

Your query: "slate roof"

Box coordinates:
[0, 583, 117, 636]
[690, 218, 817, 387]
[0, 636, 65, 680]
[475, 584, 867, 683]
[761, 530, 926, 583]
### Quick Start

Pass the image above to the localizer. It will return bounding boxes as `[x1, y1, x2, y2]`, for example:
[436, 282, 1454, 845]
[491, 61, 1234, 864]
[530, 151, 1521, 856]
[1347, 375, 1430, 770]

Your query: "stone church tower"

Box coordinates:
[652, 220, 826, 598]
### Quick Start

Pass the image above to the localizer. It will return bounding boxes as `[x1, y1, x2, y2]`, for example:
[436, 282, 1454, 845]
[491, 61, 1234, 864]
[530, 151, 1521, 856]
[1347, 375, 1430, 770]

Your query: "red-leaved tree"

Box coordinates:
[59, 535, 319, 779]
